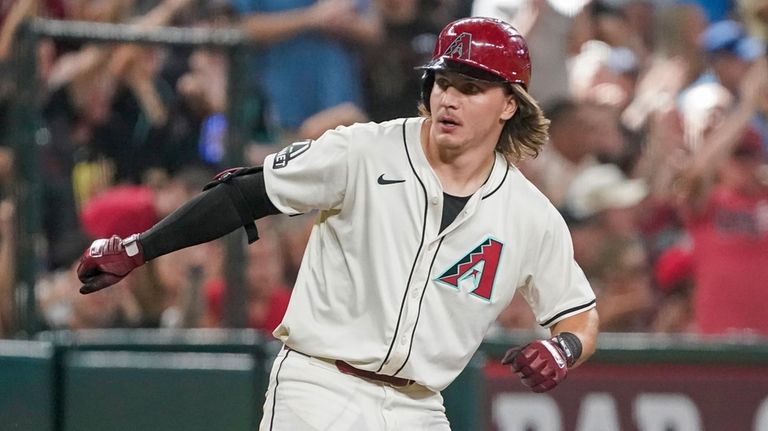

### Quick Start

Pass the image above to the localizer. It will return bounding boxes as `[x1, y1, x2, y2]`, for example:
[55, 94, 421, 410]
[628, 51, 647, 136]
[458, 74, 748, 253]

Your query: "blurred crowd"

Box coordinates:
[0, 0, 767, 339]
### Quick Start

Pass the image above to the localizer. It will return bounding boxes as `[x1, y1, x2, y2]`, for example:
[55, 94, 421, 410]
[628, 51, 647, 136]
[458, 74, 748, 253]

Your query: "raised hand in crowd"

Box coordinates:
[680, 58, 768, 210]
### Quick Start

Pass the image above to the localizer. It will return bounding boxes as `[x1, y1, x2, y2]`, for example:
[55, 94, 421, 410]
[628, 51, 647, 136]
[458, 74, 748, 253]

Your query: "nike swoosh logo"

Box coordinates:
[377, 174, 405, 185]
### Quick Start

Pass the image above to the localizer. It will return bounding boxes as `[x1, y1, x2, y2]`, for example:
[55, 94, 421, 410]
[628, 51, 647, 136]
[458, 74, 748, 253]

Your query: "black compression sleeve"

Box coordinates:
[139, 170, 280, 261]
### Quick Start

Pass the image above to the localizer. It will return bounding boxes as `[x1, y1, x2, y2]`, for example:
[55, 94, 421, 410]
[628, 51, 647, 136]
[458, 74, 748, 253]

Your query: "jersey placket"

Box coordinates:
[379, 240, 440, 375]
[379, 177, 444, 373]
[380, 184, 481, 376]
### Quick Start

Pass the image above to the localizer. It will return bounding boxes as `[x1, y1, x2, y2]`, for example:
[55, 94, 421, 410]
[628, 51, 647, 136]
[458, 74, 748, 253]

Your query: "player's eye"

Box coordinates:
[459, 83, 482, 95]
[435, 77, 451, 90]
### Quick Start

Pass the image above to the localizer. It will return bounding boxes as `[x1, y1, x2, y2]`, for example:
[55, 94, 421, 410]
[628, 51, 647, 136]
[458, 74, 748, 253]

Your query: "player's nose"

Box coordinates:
[439, 86, 461, 108]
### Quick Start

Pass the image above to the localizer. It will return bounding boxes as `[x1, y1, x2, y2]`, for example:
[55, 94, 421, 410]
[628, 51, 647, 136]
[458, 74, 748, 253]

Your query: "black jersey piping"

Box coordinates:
[377, 118, 430, 373]
[539, 299, 597, 327]
[394, 236, 444, 377]
[482, 159, 510, 200]
[268, 349, 291, 431]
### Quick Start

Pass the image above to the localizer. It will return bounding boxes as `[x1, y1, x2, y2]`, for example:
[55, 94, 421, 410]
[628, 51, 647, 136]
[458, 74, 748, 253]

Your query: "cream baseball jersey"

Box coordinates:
[263, 117, 596, 392]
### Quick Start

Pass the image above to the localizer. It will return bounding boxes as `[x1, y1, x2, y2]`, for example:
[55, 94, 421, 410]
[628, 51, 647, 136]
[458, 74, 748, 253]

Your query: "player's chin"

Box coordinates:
[432, 129, 466, 147]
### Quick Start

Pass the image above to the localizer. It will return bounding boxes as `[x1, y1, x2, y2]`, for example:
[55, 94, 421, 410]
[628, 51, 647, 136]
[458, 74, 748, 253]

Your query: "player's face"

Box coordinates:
[429, 71, 517, 150]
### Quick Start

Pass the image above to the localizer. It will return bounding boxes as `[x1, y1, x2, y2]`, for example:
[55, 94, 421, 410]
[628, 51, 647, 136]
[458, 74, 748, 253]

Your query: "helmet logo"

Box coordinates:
[442, 32, 472, 60]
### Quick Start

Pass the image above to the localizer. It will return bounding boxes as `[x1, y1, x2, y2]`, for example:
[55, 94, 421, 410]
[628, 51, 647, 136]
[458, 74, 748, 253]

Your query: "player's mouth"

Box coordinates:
[436, 114, 461, 132]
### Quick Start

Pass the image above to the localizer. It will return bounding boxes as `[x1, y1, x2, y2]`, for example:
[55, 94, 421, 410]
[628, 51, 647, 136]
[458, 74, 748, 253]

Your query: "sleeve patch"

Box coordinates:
[273, 140, 312, 169]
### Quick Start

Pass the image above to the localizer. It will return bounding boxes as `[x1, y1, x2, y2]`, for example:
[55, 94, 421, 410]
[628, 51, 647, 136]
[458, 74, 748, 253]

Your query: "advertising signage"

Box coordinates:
[484, 361, 768, 431]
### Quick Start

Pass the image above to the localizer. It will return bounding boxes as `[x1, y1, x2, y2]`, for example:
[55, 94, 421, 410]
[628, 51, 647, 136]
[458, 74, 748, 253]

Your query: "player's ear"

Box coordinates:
[500, 95, 517, 121]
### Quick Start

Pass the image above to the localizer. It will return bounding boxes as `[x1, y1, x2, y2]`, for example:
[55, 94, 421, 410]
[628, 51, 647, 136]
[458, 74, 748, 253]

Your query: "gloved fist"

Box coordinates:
[77, 234, 145, 294]
[502, 335, 576, 393]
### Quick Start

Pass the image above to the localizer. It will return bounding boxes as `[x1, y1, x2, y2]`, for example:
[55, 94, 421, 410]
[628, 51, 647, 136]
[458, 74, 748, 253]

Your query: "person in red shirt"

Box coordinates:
[677, 59, 768, 335]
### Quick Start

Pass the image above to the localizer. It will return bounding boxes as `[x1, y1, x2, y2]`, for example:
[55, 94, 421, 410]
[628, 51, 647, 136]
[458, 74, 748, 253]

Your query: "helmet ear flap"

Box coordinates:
[421, 71, 435, 113]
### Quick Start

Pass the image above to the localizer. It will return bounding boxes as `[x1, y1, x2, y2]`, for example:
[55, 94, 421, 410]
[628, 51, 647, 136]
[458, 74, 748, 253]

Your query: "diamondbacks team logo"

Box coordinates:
[443, 32, 472, 61]
[435, 237, 503, 302]
[273, 140, 311, 169]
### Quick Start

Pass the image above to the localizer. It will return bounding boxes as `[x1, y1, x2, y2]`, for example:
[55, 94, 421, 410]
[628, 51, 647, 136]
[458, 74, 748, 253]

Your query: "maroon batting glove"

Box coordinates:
[77, 234, 145, 294]
[502, 336, 574, 393]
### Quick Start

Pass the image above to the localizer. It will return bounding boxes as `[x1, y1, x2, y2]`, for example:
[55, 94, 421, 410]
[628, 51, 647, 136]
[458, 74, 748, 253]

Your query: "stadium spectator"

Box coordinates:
[686, 19, 768, 152]
[650, 243, 696, 333]
[593, 237, 654, 332]
[233, 0, 383, 141]
[694, 19, 764, 96]
[621, 4, 704, 258]
[675, 58, 768, 335]
[361, 0, 442, 121]
[175, 1, 273, 166]
[569, 39, 640, 111]
[621, 2, 708, 133]
[520, 99, 624, 207]
[36, 0, 205, 269]
[571, 0, 650, 82]
[155, 238, 224, 328]
[204, 220, 291, 333]
[562, 163, 653, 331]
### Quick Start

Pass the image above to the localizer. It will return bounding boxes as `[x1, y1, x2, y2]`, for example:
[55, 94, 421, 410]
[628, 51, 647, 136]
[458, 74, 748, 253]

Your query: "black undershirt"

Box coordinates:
[440, 193, 471, 233]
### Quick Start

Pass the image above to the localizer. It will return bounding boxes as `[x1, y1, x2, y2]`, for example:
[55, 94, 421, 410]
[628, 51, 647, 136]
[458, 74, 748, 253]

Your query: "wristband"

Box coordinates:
[554, 332, 582, 367]
[122, 234, 142, 257]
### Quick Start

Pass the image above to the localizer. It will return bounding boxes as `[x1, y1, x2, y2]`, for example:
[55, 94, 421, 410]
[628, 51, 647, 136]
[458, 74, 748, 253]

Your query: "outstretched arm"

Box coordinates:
[77, 167, 281, 293]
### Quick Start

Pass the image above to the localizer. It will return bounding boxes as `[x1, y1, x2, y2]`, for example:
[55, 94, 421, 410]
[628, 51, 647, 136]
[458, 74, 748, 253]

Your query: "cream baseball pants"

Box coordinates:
[259, 346, 451, 430]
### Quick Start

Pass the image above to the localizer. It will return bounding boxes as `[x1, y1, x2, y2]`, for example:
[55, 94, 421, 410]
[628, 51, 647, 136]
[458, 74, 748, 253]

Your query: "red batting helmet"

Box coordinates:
[420, 17, 531, 88]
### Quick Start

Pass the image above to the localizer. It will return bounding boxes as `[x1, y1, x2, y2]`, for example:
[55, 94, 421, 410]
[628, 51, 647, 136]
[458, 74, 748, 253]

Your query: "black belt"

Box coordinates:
[286, 347, 415, 387]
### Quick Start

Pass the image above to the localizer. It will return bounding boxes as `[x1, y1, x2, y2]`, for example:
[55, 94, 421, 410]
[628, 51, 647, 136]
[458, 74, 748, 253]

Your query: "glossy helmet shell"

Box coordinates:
[421, 17, 531, 88]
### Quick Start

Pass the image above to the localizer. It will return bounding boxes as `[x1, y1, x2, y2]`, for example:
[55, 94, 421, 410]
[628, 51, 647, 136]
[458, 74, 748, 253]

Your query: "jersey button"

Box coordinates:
[430, 196, 439, 205]
[400, 336, 408, 345]
[411, 288, 420, 299]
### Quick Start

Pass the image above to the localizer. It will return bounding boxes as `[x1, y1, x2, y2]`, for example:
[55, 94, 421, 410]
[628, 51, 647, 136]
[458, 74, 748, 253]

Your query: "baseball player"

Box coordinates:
[77, 17, 599, 430]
